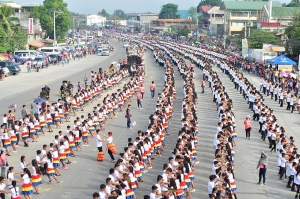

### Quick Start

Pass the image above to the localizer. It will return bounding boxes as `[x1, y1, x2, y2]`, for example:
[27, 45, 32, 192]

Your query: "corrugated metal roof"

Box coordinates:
[221, 1, 282, 11]
[271, 7, 300, 18]
[177, 10, 190, 19]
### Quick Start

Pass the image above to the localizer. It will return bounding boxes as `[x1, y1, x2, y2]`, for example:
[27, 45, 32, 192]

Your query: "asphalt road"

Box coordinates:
[1, 39, 298, 199]
[0, 40, 125, 117]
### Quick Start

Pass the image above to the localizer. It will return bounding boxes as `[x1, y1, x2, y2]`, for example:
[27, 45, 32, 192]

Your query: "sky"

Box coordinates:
[14, 0, 290, 14]
[14, 0, 202, 14]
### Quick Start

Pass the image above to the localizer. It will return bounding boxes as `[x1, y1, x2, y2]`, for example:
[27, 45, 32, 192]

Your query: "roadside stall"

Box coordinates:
[267, 55, 296, 72]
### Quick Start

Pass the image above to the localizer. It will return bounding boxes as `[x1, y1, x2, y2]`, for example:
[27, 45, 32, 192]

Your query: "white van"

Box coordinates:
[14, 50, 37, 59]
[40, 47, 61, 55]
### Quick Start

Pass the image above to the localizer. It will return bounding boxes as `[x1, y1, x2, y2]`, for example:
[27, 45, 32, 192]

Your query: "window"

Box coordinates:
[231, 22, 244, 26]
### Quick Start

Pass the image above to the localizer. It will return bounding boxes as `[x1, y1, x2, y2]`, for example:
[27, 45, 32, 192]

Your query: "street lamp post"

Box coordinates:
[53, 11, 63, 46]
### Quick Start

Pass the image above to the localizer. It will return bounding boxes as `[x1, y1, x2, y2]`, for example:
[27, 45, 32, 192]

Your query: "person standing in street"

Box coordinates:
[255, 151, 268, 185]
[126, 105, 132, 129]
[244, 115, 252, 140]
[150, 81, 156, 99]
[7, 110, 14, 128]
[137, 92, 143, 109]
[21, 105, 28, 119]
[201, 78, 206, 93]
[139, 84, 145, 99]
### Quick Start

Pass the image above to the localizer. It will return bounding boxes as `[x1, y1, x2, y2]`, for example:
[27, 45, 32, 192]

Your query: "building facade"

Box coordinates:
[220, 1, 282, 36]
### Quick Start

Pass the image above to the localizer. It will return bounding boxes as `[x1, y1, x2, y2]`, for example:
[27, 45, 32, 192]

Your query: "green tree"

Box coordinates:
[286, 0, 300, 7]
[197, 0, 222, 13]
[285, 12, 300, 55]
[159, 3, 180, 19]
[99, 9, 110, 18]
[0, 4, 19, 38]
[30, 0, 70, 42]
[113, 9, 127, 19]
[9, 26, 27, 51]
[235, 28, 278, 49]
[188, 6, 198, 24]
[179, 26, 191, 36]
[0, 25, 8, 52]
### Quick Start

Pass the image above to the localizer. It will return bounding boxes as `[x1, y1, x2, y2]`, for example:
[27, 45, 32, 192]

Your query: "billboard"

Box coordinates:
[28, 18, 34, 34]
[242, 39, 248, 58]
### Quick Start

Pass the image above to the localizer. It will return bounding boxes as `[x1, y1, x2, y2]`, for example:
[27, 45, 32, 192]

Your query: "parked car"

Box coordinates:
[32, 56, 46, 68]
[17, 53, 35, 60]
[101, 48, 110, 56]
[12, 55, 26, 65]
[103, 40, 109, 44]
[14, 50, 37, 60]
[0, 61, 21, 75]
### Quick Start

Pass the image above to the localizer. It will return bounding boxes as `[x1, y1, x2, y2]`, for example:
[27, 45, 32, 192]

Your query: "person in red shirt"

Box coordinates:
[150, 81, 156, 99]
[244, 115, 252, 140]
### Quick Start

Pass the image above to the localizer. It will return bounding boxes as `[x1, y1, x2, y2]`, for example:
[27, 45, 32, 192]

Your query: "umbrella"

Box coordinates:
[111, 61, 117, 65]
[33, 98, 47, 103]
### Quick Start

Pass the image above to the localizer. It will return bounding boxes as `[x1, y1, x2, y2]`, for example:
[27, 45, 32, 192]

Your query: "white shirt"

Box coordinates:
[208, 181, 215, 194]
[96, 134, 103, 147]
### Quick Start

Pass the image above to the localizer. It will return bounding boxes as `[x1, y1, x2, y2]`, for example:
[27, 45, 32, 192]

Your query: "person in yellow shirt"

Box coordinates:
[274, 70, 279, 82]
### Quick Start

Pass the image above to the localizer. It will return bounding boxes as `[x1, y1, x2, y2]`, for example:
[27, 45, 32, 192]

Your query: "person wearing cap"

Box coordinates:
[255, 151, 268, 185]
[243, 115, 252, 140]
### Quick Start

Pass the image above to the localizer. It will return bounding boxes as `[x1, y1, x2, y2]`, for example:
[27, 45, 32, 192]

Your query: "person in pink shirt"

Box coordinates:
[150, 81, 156, 98]
[244, 115, 252, 140]
[136, 92, 143, 109]
[139, 84, 145, 99]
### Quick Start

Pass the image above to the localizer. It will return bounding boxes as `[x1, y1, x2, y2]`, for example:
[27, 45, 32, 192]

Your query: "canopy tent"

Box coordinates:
[266, 54, 296, 65]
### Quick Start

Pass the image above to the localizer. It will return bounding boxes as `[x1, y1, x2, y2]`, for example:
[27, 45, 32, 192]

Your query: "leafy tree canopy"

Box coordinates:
[234, 28, 278, 49]
[113, 9, 127, 19]
[0, 4, 19, 38]
[159, 3, 180, 19]
[99, 9, 110, 18]
[286, 0, 300, 7]
[188, 6, 198, 24]
[285, 12, 300, 54]
[30, 0, 70, 42]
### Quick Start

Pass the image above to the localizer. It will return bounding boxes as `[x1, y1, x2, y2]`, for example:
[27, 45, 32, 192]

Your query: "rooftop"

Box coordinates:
[201, 5, 212, 13]
[220, 1, 282, 11]
[128, 13, 159, 16]
[207, 6, 225, 14]
[177, 10, 190, 19]
[156, 19, 192, 23]
[20, 3, 40, 8]
[271, 7, 300, 18]
[0, 2, 21, 8]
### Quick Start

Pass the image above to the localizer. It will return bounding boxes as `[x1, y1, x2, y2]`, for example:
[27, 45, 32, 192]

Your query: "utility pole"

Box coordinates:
[248, 11, 251, 37]
[53, 11, 63, 46]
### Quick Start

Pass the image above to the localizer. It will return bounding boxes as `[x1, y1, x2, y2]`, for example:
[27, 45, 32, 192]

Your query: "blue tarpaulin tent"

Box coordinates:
[267, 55, 296, 65]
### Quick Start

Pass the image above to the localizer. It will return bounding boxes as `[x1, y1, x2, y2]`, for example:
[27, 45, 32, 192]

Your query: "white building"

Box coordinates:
[86, 14, 106, 27]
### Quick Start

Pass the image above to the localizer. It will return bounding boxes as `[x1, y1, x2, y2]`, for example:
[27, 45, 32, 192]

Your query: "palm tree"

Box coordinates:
[0, 4, 19, 38]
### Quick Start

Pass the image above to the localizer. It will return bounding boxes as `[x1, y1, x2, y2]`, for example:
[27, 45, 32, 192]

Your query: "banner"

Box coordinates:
[242, 39, 248, 58]
[278, 65, 293, 72]
[28, 18, 33, 34]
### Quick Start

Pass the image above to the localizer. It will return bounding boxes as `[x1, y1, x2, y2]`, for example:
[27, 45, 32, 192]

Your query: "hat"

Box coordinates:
[246, 115, 250, 118]
[108, 132, 113, 136]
